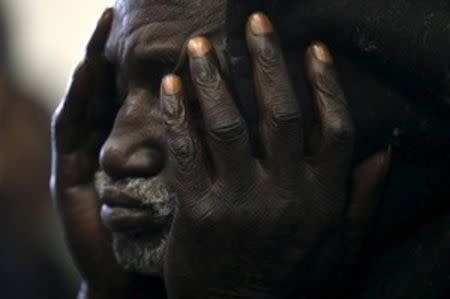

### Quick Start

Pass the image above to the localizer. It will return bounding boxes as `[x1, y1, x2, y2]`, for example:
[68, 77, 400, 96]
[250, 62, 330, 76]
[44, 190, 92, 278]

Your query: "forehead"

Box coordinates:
[106, 0, 227, 67]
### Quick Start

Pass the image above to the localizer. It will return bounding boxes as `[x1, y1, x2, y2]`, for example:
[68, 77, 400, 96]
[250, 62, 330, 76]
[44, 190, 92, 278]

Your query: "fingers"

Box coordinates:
[61, 8, 113, 114]
[86, 8, 114, 60]
[246, 13, 303, 175]
[161, 74, 210, 199]
[347, 148, 391, 244]
[187, 37, 254, 183]
[305, 42, 354, 166]
[52, 8, 114, 154]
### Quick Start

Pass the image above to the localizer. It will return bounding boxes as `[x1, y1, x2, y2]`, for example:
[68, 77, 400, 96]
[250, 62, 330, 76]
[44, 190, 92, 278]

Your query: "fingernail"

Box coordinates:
[310, 41, 334, 64]
[161, 75, 184, 121]
[162, 74, 182, 95]
[187, 36, 212, 58]
[248, 12, 274, 35]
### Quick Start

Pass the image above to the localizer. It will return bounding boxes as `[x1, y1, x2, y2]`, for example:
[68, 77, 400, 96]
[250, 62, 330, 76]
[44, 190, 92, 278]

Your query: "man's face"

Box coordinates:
[96, 0, 228, 275]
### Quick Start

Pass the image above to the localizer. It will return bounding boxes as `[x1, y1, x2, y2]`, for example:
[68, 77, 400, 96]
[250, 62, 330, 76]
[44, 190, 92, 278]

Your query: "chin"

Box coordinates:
[112, 230, 169, 276]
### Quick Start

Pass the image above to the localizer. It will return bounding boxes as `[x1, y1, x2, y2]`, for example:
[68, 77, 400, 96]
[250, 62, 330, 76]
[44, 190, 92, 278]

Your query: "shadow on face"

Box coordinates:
[97, 0, 450, 280]
[96, 0, 230, 275]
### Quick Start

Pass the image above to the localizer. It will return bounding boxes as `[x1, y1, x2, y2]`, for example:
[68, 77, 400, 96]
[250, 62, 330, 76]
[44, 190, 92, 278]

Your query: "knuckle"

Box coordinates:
[162, 95, 185, 123]
[169, 134, 197, 171]
[270, 100, 302, 126]
[326, 116, 355, 145]
[314, 70, 341, 97]
[194, 61, 221, 90]
[209, 117, 247, 142]
[256, 44, 282, 72]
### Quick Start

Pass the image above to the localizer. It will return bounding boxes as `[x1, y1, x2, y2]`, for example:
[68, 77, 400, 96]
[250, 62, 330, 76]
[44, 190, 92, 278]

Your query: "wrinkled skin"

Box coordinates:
[268, 2, 450, 297]
[51, 10, 165, 299]
[52, 0, 450, 298]
[162, 17, 387, 297]
[103, 0, 450, 258]
[52, 6, 390, 299]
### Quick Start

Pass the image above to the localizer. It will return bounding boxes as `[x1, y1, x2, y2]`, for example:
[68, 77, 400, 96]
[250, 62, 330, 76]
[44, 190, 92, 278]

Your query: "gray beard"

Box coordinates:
[95, 171, 176, 275]
[112, 231, 168, 275]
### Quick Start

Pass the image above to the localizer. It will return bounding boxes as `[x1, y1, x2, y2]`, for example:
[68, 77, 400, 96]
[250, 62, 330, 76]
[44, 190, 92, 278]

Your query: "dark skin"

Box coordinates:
[100, 2, 450, 271]
[163, 16, 386, 298]
[51, 10, 165, 299]
[228, 3, 450, 296]
[52, 9, 390, 299]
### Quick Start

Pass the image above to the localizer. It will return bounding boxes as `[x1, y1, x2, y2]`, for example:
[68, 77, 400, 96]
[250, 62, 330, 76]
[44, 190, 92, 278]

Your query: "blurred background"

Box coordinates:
[0, 1, 112, 298]
[5, 0, 112, 110]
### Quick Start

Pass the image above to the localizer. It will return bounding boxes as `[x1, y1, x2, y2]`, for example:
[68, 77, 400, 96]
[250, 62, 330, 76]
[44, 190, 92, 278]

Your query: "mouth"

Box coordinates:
[99, 186, 173, 233]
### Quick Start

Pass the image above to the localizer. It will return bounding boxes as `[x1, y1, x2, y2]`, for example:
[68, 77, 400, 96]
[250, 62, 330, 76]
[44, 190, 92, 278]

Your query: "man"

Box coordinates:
[52, 0, 449, 298]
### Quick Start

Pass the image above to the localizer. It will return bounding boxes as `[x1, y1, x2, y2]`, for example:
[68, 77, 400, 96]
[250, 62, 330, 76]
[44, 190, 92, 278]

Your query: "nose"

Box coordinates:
[100, 142, 164, 179]
[99, 91, 165, 179]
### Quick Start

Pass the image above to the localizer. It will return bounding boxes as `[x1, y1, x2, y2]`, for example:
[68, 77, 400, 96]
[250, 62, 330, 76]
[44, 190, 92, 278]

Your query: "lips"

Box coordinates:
[98, 186, 172, 233]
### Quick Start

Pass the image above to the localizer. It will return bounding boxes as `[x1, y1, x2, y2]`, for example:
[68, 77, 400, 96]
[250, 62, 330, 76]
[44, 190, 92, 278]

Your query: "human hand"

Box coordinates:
[50, 9, 165, 299]
[161, 12, 389, 298]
